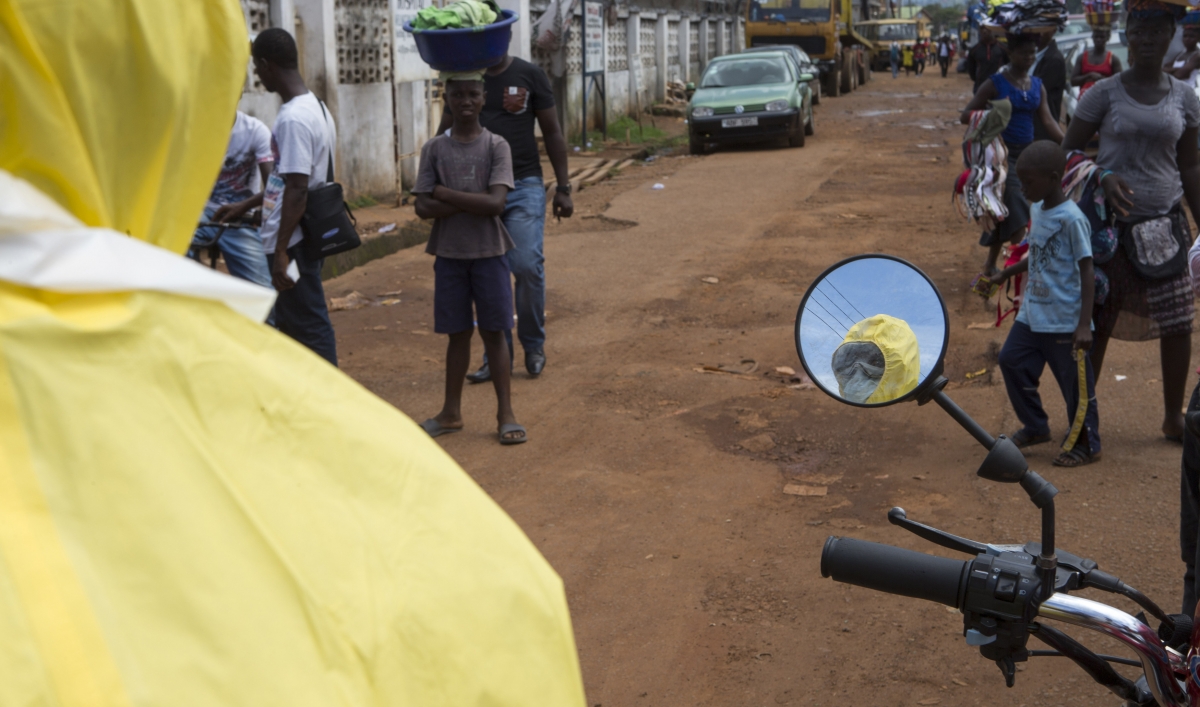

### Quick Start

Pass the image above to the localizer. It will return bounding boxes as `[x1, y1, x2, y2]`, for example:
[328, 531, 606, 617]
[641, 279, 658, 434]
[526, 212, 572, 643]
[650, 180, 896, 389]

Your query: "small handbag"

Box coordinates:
[300, 102, 360, 261]
[1120, 206, 1190, 280]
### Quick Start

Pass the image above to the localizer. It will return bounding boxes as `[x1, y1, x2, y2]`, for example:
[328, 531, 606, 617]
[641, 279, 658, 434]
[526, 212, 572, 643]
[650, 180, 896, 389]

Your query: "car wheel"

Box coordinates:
[689, 132, 708, 155]
[804, 107, 815, 136]
[788, 117, 806, 148]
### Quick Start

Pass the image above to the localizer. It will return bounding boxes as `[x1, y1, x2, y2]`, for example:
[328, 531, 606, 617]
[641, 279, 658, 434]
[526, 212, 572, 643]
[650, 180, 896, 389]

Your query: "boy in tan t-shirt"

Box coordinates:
[413, 77, 524, 444]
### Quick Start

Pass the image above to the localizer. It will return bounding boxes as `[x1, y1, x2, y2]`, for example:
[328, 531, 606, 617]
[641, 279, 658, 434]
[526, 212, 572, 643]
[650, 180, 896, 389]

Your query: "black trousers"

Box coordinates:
[939, 56, 950, 77]
[1182, 383, 1200, 613]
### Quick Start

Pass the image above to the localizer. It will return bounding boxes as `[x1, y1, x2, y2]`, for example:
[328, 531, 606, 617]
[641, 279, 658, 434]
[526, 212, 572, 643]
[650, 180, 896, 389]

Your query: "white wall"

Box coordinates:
[336, 84, 398, 198]
[240, 0, 736, 198]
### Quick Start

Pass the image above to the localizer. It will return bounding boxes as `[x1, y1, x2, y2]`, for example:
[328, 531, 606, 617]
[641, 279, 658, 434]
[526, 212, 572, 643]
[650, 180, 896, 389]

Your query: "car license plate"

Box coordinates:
[721, 117, 758, 128]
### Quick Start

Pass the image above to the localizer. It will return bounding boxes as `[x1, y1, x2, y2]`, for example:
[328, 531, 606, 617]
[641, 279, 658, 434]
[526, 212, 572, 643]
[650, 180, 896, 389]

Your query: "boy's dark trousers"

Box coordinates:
[998, 320, 1100, 454]
[1181, 383, 1200, 613]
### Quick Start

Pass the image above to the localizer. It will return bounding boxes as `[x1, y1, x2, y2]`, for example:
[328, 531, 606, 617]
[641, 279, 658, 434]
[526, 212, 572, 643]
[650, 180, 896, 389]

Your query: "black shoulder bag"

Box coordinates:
[300, 102, 360, 261]
[1119, 206, 1190, 281]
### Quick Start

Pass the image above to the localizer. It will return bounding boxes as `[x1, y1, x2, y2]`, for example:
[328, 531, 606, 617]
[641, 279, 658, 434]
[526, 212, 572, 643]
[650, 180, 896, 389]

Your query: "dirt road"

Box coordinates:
[330, 72, 1195, 706]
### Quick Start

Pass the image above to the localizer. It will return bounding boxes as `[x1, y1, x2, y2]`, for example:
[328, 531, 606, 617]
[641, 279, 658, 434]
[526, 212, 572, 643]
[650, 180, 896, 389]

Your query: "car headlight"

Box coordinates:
[765, 100, 790, 112]
[692, 106, 714, 118]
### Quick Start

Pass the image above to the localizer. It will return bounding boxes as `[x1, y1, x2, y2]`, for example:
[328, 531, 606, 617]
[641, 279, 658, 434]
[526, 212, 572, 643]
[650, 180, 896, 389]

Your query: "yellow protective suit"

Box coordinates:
[833, 314, 920, 404]
[0, 2, 586, 706]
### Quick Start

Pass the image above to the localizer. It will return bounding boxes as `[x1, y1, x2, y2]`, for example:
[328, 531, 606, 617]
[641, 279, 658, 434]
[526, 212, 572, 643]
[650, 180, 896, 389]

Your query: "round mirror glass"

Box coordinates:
[795, 255, 948, 407]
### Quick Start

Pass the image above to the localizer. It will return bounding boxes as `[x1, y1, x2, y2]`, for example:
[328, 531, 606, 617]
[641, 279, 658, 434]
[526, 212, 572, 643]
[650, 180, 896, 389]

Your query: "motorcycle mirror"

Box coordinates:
[794, 254, 949, 407]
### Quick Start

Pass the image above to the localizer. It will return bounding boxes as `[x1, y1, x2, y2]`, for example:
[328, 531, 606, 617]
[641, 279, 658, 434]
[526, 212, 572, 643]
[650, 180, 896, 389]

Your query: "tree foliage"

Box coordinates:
[921, 2, 966, 34]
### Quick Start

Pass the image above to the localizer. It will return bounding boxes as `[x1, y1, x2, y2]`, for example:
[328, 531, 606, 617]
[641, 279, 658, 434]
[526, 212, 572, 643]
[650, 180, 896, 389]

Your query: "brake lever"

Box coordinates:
[888, 507, 989, 555]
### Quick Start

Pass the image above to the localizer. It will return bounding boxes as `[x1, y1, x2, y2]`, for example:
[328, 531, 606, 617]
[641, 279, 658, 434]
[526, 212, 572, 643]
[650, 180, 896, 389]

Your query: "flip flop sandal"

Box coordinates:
[420, 418, 461, 438]
[1053, 447, 1100, 468]
[498, 422, 527, 445]
[1165, 434, 1184, 445]
[1010, 429, 1052, 449]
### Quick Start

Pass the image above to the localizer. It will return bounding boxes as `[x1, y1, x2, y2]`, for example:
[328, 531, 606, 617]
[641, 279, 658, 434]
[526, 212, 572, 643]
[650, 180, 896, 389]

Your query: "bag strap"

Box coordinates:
[318, 100, 335, 183]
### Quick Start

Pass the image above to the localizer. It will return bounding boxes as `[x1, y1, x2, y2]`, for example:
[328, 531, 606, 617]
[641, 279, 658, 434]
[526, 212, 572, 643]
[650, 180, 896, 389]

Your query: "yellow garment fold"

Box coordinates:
[0, 282, 586, 706]
[0, 0, 587, 704]
[0, 0, 245, 253]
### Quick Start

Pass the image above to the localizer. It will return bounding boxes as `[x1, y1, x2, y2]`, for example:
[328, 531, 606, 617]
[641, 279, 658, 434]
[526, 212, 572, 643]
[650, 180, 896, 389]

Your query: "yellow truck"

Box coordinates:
[745, 0, 874, 98]
[856, 17, 931, 72]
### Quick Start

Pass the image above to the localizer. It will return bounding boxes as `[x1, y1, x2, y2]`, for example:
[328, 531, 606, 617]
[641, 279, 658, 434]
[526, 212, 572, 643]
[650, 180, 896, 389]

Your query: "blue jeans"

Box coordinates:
[998, 320, 1100, 455]
[192, 207, 272, 289]
[504, 177, 547, 355]
[266, 246, 338, 366]
[891, 59, 899, 78]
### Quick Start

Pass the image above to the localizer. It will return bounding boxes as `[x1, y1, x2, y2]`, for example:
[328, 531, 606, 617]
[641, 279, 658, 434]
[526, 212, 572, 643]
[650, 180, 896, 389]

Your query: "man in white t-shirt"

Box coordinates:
[193, 111, 274, 290]
[252, 28, 338, 366]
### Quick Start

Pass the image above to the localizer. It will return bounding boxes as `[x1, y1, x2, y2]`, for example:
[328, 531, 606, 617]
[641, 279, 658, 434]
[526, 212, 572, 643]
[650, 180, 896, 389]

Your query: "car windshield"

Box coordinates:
[748, 0, 831, 23]
[701, 57, 793, 87]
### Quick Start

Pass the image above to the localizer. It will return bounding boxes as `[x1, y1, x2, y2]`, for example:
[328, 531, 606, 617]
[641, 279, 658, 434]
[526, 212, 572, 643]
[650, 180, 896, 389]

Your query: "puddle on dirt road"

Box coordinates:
[855, 109, 905, 117]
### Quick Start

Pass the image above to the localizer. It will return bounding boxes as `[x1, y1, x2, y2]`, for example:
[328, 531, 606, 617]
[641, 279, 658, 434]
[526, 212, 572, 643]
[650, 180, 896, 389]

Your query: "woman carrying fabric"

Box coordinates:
[961, 31, 1066, 274]
[1062, 0, 1200, 443]
[1072, 26, 1122, 99]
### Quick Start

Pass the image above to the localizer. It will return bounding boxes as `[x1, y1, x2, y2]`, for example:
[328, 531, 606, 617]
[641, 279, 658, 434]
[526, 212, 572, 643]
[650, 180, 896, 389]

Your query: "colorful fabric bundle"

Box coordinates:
[1063, 150, 1100, 202]
[1126, 0, 1187, 22]
[986, 0, 1068, 33]
[956, 101, 1012, 232]
[1083, 0, 1119, 24]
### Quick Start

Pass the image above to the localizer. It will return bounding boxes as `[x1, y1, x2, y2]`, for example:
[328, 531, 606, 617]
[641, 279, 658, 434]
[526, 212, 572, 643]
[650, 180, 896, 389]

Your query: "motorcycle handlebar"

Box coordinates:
[821, 536, 969, 609]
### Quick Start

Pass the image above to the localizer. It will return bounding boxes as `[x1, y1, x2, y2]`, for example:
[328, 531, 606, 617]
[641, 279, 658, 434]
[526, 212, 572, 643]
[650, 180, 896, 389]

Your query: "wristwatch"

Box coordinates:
[556, 184, 572, 195]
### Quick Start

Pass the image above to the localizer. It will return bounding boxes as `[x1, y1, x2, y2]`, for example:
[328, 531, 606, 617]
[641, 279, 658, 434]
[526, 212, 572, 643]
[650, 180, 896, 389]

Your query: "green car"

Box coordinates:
[688, 51, 815, 155]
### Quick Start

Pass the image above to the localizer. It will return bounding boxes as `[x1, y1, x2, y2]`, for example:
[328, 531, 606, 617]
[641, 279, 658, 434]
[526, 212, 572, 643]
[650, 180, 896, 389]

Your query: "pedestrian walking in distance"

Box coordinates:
[416, 75, 527, 445]
[890, 42, 900, 78]
[938, 34, 953, 77]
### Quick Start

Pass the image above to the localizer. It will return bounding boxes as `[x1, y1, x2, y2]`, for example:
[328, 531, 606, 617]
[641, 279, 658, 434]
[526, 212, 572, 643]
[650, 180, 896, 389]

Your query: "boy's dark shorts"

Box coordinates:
[433, 254, 513, 334]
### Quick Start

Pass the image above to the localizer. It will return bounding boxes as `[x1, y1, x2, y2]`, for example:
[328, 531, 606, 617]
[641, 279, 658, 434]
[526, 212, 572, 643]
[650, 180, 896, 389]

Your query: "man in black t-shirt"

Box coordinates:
[440, 53, 574, 382]
[966, 27, 1010, 93]
[1032, 34, 1066, 142]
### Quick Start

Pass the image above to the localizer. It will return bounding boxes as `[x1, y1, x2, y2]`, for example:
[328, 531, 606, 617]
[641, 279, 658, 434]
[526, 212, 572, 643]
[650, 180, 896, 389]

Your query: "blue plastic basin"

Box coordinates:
[403, 9, 518, 72]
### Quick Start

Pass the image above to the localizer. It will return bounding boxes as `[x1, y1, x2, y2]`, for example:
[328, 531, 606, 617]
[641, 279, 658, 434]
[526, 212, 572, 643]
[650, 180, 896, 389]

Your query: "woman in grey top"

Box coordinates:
[1062, 0, 1200, 442]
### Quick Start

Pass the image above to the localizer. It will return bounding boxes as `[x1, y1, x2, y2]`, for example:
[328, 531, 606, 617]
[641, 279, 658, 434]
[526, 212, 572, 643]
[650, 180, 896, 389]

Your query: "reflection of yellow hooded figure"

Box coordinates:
[831, 314, 920, 404]
[0, 2, 584, 706]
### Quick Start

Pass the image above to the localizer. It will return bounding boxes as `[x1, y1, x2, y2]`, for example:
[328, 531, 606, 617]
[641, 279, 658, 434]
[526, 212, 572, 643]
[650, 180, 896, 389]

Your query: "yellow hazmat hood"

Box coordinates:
[0, 1, 586, 706]
[834, 314, 920, 404]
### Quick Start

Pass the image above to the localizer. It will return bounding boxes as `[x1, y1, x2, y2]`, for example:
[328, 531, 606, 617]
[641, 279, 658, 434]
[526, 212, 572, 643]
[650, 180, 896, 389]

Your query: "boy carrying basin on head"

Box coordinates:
[413, 73, 526, 445]
[993, 141, 1100, 468]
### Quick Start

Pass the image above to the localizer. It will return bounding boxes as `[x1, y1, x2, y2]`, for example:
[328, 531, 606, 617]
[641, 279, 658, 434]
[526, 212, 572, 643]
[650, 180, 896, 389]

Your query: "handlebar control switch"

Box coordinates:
[994, 570, 1020, 602]
[961, 550, 1045, 687]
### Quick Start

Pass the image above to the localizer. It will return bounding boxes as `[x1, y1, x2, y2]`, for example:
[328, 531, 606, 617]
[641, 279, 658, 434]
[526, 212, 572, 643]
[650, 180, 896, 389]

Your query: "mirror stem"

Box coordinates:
[1038, 501, 1057, 601]
[926, 379, 996, 449]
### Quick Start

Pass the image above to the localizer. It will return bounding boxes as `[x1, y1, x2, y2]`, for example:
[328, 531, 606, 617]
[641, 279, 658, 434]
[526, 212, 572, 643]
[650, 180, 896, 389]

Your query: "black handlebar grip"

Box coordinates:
[821, 536, 970, 608]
